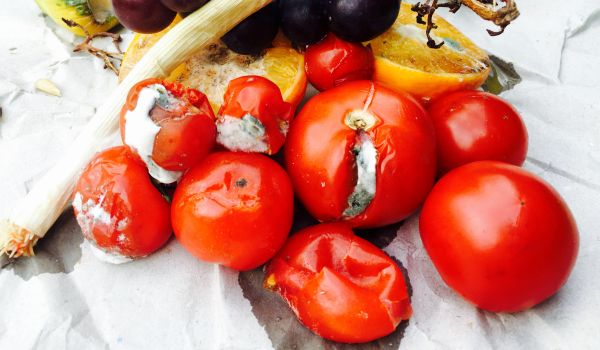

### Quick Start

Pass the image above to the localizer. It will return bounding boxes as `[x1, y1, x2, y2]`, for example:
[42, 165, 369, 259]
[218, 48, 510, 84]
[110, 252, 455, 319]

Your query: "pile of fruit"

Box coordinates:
[45, 0, 579, 345]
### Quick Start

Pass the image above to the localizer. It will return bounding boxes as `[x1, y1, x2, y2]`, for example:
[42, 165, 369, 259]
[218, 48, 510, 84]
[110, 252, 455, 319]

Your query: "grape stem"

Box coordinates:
[411, 0, 520, 48]
[62, 18, 123, 75]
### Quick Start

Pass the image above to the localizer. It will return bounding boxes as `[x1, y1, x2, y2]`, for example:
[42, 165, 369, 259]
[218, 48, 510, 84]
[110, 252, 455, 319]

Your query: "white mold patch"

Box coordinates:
[88, 243, 134, 265]
[124, 85, 182, 184]
[343, 132, 378, 218]
[73, 192, 115, 237]
[217, 114, 269, 153]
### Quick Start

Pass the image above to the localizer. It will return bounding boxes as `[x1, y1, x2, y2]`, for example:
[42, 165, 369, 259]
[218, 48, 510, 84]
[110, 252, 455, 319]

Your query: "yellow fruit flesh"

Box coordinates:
[35, 0, 119, 37]
[120, 24, 306, 113]
[368, 3, 491, 102]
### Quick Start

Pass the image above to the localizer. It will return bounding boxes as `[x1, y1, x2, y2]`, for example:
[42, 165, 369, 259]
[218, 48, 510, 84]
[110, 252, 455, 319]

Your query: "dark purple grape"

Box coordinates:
[279, 0, 329, 48]
[160, 0, 209, 13]
[112, 0, 176, 34]
[221, 3, 280, 55]
[329, 0, 400, 42]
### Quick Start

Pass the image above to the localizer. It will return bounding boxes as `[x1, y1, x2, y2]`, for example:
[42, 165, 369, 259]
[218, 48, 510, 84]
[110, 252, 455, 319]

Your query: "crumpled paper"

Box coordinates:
[1, 0, 600, 349]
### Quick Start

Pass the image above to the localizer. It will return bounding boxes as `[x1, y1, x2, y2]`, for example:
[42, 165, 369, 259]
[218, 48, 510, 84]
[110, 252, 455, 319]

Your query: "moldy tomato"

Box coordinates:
[216, 76, 293, 155]
[305, 33, 374, 91]
[265, 223, 412, 343]
[420, 161, 579, 312]
[285, 81, 437, 228]
[73, 146, 172, 263]
[120, 78, 216, 184]
[172, 152, 294, 271]
[428, 90, 528, 175]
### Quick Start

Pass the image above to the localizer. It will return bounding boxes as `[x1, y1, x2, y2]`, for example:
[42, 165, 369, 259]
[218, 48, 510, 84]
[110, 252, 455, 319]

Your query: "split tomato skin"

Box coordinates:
[285, 80, 437, 228]
[73, 146, 172, 258]
[265, 223, 412, 343]
[120, 78, 216, 172]
[428, 90, 528, 175]
[305, 33, 375, 91]
[420, 161, 579, 312]
[171, 152, 294, 271]
[217, 75, 294, 155]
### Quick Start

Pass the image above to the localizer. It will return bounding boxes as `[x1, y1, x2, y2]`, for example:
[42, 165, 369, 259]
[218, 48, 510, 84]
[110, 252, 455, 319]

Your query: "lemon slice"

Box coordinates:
[368, 3, 491, 102]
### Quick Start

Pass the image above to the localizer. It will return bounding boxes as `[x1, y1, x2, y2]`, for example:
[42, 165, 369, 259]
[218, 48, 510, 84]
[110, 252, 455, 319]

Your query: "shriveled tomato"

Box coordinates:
[172, 152, 294, 270]
[216, 76, 293, 155]
[73, 146, 172, 263]
[305, 33, 374, 91]
[420, 161, 579, 312]
[265, 223, 412, 343]
[120, 78, 216, 183]
[428, 90, 528, 175]
[285, 81, 437, 228]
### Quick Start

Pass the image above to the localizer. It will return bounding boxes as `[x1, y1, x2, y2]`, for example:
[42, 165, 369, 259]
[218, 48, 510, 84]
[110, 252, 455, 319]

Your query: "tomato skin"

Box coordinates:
[73, 146, 172, 258]
[305, 33, 374, 91]
[285, 80, 437, 228]
[265, 223, 412, 343]
[171, 152, 294, 271]
[420, 161, 579, 312]
[428, 90, 528, 175]
[217, 75, 294, 155]
[120, 78, 216, 171]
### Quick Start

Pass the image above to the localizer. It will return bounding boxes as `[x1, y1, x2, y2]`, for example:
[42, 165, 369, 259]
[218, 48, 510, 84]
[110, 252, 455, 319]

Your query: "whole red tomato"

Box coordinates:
[420, 161, 579, 312]
[73, 146, 172, 263]
[265, 223, 412, 343]
[216, 75, 293, 155]
[120, 78, 216, 183]
[305, 33, 374, 91]
[172, 152, 294, 270]
[285, 80, 437, 228]
[428, 90, 528, 175]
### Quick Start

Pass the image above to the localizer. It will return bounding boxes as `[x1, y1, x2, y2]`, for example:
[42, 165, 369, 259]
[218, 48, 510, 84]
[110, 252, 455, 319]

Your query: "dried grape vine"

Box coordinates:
[411, 0, 520, 48]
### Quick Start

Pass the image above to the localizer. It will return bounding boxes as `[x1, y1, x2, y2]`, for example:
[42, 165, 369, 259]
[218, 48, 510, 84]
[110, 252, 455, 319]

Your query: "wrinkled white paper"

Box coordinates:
[1, 0, 599, 349]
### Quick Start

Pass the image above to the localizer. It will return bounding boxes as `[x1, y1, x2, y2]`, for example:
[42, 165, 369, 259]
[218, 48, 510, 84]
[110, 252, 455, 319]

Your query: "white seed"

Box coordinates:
[34, 79, 61, 97]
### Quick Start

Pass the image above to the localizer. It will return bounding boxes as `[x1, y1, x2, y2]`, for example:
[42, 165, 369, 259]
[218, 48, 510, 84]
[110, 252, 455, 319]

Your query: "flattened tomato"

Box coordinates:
[216, 76, 293, 155]
[420, 161, 579, 312]
[285, 80, 437, 228]
[428, 90, 528, 175]
[120, 78, 216, 183]
[73, 146, 172, 263]
[172, 152, 294, 270]
[305, 33, 374, 91]
[265, 223, 412, 343]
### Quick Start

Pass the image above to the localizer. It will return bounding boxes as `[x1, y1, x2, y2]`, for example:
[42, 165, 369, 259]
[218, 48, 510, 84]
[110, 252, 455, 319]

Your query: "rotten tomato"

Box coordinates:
[285, 81, 437, 228]
[265, 223, 412, 343]
[216, 76, 294, 155]
[120, 78, 216, 184]
[73, 146, 172, 263]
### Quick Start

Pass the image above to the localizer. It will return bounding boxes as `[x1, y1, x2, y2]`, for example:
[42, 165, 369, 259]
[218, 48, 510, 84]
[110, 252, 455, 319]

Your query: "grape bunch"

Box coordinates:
[111, 0, 210, 33]
[112, 0, 401, 55]
[223, 0, 400, 54]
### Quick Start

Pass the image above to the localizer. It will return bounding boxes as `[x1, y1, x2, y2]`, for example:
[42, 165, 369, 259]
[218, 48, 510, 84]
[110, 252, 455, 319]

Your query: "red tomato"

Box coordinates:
[265, 223, 412, 343]
[428, 90, 528, 175]
[172, 152, 294, 270]
[73, 146, 172, 261]
[217, 76, 293, 155]
[420, 161, 579, 312]
[305, 33, 374, 91]
[120, 78, 216, 172]
[285, 81, 437, 228]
